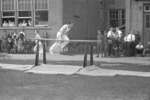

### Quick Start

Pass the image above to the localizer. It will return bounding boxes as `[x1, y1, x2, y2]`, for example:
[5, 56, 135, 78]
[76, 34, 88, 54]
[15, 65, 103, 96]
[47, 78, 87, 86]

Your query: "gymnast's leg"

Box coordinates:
[61, 35, 69, 49]
[49, 42, 57, 54]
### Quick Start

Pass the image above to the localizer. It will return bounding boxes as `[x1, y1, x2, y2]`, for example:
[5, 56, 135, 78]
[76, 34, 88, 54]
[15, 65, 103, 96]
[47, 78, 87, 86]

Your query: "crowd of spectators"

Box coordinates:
[0, 30, 35, 53]
[96, 27, 146, 57]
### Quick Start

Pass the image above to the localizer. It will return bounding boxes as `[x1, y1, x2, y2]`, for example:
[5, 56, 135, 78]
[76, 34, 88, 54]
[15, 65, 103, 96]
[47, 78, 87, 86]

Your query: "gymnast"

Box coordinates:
[49, 22, 74, 54]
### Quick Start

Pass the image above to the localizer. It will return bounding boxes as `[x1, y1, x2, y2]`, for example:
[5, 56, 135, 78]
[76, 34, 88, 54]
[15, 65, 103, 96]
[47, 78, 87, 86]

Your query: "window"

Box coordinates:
[109, 9, 125, 27]
[18, 0, 32, 27]
[144, 4, 150, 12]
[35, 0, 48, 26]
[145, 15, 150, 28]
[1, 0, 15, 27]
[0, 0, 49, 27]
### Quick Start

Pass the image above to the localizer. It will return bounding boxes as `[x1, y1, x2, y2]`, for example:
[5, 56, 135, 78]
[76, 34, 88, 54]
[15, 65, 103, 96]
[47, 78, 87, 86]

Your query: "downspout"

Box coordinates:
[129, 0, 132, 33]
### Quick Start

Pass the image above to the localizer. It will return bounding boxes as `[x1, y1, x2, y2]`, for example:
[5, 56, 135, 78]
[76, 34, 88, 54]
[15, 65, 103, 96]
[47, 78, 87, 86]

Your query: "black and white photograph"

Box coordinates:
[0, 0, 150, 100]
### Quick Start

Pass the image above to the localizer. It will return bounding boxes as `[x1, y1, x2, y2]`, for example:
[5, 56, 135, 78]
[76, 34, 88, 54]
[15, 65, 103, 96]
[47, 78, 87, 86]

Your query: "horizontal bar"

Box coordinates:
[32, 38, 100, 43]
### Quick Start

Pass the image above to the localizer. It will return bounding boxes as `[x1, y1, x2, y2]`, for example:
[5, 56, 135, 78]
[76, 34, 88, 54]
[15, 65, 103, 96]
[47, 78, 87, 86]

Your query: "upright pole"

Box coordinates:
[83, 44, 88, 67]
[43, 40, 47, 64]
[90, 44, 94, 65]
[34, 40, 39, 66]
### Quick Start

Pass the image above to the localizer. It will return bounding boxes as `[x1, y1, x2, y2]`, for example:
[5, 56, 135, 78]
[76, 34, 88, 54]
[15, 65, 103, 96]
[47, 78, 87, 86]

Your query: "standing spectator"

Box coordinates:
[7, 32, 13, 53]
[104, 30, 108, 57]
[17, 30, 25, 53]
[96, 30, 105, 57]
[12, 32, 18, 53]
[33, 30, 43, 56]
[114, 27, 123, 56]
[107, 27, 115, 57]
[126, 31, 136, 56]
[1, 31, 8, 52]
[135, 42, 144, 56]
[123, 34, 128, 56]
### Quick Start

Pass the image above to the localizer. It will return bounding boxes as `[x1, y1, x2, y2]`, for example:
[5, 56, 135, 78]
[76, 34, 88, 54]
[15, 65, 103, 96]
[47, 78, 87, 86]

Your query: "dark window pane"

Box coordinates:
[19, 11, 32, 17]
[35, 11, 48, 26]
[146, 15, 150, 28]
[3, 12, 15, 17]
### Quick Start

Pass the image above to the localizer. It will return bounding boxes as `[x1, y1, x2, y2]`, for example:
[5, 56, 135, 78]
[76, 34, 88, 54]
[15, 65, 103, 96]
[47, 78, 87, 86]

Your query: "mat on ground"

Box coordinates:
[1, 63, 150, 77]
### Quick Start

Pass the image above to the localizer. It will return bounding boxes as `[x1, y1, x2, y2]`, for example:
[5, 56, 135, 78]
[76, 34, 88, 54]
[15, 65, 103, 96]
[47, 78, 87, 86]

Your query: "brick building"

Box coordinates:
[0, 0, 149, 45]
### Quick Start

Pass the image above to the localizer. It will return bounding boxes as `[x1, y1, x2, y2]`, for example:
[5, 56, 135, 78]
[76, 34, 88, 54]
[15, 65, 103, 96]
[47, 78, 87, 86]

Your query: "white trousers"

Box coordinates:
[49, 32, 69, 54]
[33, 41, 43, 57]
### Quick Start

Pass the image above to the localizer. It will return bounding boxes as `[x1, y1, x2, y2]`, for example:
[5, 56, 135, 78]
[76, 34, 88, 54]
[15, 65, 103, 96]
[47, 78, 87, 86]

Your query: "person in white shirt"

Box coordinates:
[126, 33, 135, 42]
[135, 42, 144, 56]
[49, 22, 74, 54]
[107, 27, 115, 56]
[33, 30, 43, 56]
[126, 32, 136, 56]
[115, 27, 122, 40]
[107, 27, 115, 39]
[114, 27, 123, 56]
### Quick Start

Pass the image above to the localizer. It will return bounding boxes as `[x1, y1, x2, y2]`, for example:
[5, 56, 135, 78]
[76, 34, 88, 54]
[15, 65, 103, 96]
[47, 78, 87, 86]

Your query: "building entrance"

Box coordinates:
[143, 4, 150, 45]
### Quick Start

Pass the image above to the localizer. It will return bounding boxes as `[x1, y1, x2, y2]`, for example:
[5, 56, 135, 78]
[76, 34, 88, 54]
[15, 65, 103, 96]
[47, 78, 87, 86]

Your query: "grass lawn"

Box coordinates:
[0, 69, 150, 100]
[0, 54, 150, 100]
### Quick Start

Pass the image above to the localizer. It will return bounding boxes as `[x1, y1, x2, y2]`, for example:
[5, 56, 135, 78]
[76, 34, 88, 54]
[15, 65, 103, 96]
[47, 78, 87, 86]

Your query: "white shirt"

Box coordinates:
[126, 34, 135, 42]
[136, 44, 144, 49]
[19, 31, 25, 36]
[107, 31, 115, 38]
[35, 34, 41, 40]
[116, 30, 122, 38]
[124, 36, 128, 42]
[58, 24, 70, 35]
[3, 22, 8, 27]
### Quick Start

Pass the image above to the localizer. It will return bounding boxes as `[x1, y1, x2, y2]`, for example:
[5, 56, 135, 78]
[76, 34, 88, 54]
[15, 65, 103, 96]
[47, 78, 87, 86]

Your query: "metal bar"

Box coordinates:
[30, 38, 100, 43]
[34, 40, 39, 66]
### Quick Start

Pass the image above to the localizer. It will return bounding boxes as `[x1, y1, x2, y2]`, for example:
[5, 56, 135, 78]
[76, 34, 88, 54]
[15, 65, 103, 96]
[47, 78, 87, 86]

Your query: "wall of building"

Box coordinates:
[126, 0, 143, 34]
[63, 0, 101, 40]
[126, 0, 150, 43]
[0, 0, 63, 42]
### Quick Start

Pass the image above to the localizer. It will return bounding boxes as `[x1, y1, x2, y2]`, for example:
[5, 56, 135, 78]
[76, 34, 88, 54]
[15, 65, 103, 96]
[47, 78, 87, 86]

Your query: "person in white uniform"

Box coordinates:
[33, 30, 43, 56]
[49, 22, 74, 54]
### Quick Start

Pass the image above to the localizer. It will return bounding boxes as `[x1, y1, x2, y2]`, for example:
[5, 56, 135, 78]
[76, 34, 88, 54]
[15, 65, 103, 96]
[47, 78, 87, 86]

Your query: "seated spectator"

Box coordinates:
[2, 21, 8, 27]
[27, 20, 32, 26]
[135, 42, 144, 56]
[22, 20, 27, 26]
[8, 20, 15, 27]
[143, 42, 150, 56]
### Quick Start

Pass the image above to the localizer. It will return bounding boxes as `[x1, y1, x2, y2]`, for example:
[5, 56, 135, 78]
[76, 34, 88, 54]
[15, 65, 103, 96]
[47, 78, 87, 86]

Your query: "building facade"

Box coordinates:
[126, 0, 150, 45]
[0, 0, 150, 45]
[0, 0, 100, 41]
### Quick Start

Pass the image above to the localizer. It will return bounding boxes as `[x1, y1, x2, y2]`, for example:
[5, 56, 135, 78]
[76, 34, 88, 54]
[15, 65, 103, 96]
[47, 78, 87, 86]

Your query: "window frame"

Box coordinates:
[34, 0, 49, 27]
[109, 9, 125, 27]
[0, 0, 49, 28]
[17, 0, 33, 27]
